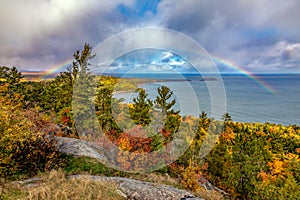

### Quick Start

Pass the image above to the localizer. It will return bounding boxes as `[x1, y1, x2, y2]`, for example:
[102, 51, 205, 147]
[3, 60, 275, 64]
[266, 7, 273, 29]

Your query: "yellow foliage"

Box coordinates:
[255, 131, 266, 137]
[179, 161, 202, 192]
[285, 153, 299, 160]
[119, 137, 131, 151]
[268, 159, 285, 176]
[0, 84, 63, 177]
[222, 127, 235, 143]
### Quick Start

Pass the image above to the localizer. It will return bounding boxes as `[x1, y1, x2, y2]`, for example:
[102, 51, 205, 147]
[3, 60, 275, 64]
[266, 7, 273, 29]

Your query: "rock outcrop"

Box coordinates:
[69, 175, 204, 200]
[55, 136, 106, 160]
[54, 136, 231, 199]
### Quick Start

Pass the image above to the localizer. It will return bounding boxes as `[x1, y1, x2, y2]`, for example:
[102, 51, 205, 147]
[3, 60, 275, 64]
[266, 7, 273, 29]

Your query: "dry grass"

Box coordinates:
[0, 170, 125, 200]
[128, 172, 226, 200]
[0, 155, 227, 200]
[128, 172, 180, 187]
[196, 190, 226, 200]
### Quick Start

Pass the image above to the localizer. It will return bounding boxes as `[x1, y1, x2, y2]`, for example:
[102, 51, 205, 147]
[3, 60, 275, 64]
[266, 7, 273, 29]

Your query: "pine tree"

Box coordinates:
[95, 78, 115, 132]
[72, 44, 96, 133]
[155, 86, 180, 138]
[197, 111, 210, 139]
[222, 112, 232, 123]
[0, 66, 23, 96]
[155, 86, 178, 115]
[129, 88, 153, 126]
[0, 66, 23, 85]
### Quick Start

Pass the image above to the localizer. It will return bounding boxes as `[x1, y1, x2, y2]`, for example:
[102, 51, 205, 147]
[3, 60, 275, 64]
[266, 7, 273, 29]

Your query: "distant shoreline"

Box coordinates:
[20, 71, 300, 80]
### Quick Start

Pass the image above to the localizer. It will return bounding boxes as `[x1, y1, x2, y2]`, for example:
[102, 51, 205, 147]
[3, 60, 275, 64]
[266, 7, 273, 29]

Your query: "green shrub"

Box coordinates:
[252, 175, 300, 200]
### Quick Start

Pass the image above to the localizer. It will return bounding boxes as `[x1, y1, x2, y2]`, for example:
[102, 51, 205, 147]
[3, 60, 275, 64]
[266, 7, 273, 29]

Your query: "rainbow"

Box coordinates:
[40, 54, 277, 94]
[41, 59, 73, 79]
[211, 55, 277, 94]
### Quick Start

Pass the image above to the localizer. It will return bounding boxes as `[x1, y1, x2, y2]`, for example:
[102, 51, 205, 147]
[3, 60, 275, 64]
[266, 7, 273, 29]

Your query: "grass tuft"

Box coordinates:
[0, 169, 125, 200]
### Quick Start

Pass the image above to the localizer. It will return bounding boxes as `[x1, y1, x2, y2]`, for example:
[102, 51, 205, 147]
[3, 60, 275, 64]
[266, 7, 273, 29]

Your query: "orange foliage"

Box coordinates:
[222, 127, 235, 143]
[268, 159, 285, 176]
[257, 171, 276, 183]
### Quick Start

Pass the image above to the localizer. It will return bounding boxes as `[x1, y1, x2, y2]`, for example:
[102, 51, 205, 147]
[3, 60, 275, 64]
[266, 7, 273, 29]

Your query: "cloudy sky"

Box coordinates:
[1, 0, 300, 73]
[107, 49, 197, 74]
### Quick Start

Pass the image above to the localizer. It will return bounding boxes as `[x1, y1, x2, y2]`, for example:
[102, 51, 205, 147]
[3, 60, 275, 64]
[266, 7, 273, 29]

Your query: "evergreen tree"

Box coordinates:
[43, 72, 73, 112]
[43, 43, 95, 114]
[21, 81, 45, 108]
[0, 66, 23, 85]
[155, 86, 180, 138]
[95, 78, 116, 132]
[155, 86, 178, 115]
[71, 44, 96, 132]
[197, 111, 210, 139]
[0, 66, 23, 96]
[129, 88, 153, 126]
[205, 136, 232, 185]
[222, 112, 232, 123]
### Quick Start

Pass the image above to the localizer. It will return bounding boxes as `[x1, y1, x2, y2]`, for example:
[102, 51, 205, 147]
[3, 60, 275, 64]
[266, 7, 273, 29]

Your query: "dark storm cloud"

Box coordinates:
[0, 0, 135, 70]
[157, 0, 300, 72]
[1, 0, 300, 73]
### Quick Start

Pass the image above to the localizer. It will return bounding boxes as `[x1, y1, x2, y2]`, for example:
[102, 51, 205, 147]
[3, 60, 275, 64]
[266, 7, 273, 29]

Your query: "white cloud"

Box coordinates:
[238, 41, 300, 72]
[160, 51, 173, 61]
[98, 49, 196, 74]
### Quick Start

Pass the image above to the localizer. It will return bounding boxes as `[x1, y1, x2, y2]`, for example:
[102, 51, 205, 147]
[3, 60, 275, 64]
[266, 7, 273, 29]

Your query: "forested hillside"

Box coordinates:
[1, 44, 299, 199]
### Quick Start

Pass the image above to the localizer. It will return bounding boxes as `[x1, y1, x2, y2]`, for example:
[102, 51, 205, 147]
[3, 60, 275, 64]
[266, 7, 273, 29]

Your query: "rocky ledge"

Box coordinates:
[69, 175, 204, 200]
[54, 136, 230, 199]
[14, 175, 203, 200]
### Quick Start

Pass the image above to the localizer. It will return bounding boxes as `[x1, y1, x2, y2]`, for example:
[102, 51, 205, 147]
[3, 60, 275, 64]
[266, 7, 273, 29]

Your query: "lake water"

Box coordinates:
[113, 74, 300, 125]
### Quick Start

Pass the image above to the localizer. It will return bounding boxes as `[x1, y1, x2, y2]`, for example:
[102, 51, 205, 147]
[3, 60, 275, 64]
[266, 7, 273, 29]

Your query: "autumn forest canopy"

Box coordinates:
[0, 44, 300, 199]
